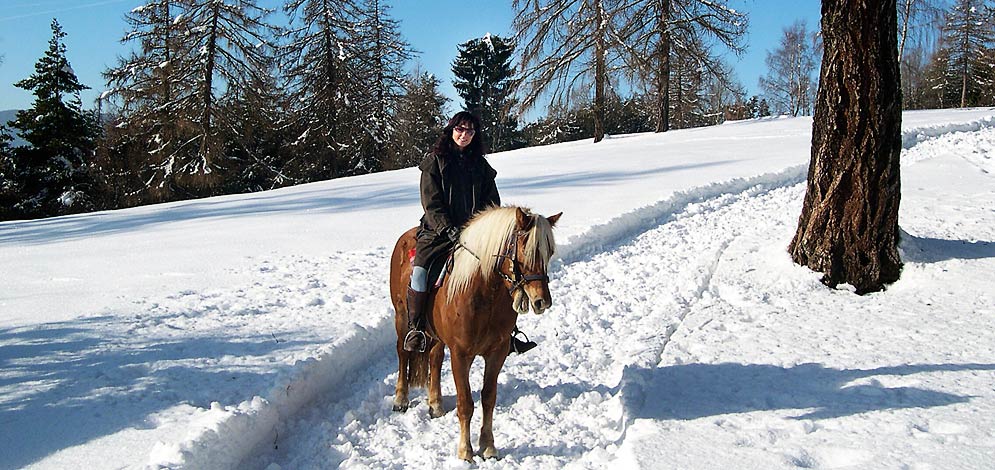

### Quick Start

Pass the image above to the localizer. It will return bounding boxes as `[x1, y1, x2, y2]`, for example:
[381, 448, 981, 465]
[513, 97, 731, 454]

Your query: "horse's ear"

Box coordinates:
[516, 207, 535, 230]
[546, 212, 562, 227]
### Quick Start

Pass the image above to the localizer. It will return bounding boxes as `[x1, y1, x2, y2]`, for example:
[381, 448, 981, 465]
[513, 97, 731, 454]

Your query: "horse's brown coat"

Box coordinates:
[389, 206, 560, 461]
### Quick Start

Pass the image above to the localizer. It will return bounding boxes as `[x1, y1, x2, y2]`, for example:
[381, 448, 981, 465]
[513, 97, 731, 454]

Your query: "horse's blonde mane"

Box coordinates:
[447, 206, 556, 301]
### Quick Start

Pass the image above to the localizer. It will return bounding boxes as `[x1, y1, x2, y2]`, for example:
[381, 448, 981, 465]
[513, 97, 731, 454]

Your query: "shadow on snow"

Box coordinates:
[619, 362, 989, 422]
[901, 233, 995, 263]
[0, 315, 309, 469]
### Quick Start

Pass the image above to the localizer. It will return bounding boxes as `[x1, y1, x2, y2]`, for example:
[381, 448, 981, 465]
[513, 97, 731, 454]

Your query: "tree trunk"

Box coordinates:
[593, 0, 606, 143]
[788, 0, 903, 294]
[655, 0, 671, 132]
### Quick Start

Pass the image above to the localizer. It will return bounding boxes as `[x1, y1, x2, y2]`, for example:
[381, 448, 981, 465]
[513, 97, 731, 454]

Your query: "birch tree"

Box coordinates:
[759, 20, 818, 116]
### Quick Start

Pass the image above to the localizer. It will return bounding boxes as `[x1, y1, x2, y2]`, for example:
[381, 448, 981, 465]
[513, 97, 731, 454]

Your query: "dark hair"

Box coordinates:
[433, 111, 485, 158]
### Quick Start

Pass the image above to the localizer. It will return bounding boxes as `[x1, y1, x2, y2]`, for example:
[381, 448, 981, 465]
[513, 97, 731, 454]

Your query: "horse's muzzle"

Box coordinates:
[531, 297, 550, 314]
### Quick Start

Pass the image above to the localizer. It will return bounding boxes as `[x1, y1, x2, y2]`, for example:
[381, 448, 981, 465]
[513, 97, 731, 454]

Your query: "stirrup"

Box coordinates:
[403, 329, 427, 353]
[510, 328, 537, 354]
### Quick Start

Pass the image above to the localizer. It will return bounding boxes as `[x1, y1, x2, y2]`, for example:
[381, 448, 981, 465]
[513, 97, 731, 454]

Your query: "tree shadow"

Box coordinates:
[495, 361, 989, 437]
[0, 182, 419, 246]
[497, 160, 735, 195]
[901, 233, 995, 263]
[0, 316, 309, 469]
[619, 362, 991, 422]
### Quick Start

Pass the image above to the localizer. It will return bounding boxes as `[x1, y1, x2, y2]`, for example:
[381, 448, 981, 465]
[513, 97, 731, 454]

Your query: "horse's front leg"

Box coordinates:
[392, 340, 410, 412]
[450, 351, 475, 461]
[479, 348, 508, 459]
[427, 341, 445, 418]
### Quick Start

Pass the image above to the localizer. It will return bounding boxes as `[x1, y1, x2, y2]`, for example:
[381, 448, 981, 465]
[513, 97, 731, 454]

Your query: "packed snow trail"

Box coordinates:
[249, 184, 800, 469]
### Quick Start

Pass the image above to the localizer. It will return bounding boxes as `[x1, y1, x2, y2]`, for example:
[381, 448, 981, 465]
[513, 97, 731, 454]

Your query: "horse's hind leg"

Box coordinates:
[428, 341, 445, 418]
[479, 350, 508, 459]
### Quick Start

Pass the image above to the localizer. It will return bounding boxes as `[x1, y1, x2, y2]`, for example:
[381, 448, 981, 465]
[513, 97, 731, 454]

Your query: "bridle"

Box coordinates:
[493, 228, 550, 295]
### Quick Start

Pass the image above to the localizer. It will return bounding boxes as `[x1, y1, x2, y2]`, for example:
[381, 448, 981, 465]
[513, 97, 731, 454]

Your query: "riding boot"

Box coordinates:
[403, 287, 429, 352]
[509, 326, 537, 354]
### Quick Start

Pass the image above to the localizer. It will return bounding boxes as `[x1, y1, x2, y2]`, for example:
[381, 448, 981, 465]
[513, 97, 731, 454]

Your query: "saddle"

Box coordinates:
[408, 247, 453, 291]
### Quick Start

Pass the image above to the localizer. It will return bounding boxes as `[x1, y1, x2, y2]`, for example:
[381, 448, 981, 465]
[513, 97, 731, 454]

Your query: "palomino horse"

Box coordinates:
[389, 206, 561, 461]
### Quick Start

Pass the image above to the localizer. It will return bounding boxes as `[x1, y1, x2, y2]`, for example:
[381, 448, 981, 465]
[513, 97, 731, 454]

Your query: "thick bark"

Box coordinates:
[788, 0, 903, 294]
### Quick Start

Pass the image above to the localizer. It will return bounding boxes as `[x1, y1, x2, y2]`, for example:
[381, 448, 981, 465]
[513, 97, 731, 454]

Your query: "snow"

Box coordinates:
[2, 108, 995, 469]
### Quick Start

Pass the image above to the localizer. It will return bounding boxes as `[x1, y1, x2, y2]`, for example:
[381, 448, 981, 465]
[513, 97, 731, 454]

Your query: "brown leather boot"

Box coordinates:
[403, 288, 429, 352]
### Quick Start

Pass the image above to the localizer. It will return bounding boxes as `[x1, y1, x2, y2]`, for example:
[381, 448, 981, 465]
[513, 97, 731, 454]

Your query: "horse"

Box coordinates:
[389, 205, 561, 461]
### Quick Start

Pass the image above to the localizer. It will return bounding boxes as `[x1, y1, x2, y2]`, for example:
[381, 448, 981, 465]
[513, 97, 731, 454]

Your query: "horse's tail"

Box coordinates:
[406, 348, 431, 389]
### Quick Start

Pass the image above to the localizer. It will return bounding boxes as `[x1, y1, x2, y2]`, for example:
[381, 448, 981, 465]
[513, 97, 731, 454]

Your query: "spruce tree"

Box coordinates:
[0, 124, 18, 220]
[392, 70, 447, 169]
[452, 34, 520, 152]
[7, 19, 100, 219]
[937, 0, 995, 107]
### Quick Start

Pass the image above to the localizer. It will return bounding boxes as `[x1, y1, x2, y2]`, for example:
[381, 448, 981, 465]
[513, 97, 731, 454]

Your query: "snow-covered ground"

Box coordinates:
[2, 108, 994, 469]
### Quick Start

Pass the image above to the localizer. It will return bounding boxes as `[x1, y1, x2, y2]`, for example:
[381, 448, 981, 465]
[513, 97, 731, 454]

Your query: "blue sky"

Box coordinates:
[0, 0, 820, 116]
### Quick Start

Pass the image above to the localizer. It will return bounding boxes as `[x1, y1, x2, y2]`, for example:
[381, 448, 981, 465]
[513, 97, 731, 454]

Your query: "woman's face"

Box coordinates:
[451, 122, 476, 150]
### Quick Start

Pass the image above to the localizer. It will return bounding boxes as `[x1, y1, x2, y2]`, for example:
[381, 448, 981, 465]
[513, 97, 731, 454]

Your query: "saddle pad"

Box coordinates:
[409, 248, 452, 291]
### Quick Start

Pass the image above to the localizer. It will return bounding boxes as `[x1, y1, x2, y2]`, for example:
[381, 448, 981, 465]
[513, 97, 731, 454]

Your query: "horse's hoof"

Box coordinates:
[481, 447, 499, 459]
[392, 402, 408, 413]
[429, 406, 445, 418]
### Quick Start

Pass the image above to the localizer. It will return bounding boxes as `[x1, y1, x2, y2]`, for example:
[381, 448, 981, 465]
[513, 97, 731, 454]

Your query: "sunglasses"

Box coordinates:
[453, 126, 476, 135]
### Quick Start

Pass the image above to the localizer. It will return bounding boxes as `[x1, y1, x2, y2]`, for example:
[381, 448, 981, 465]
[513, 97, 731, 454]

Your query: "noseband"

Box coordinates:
[494, 229, 549, 295]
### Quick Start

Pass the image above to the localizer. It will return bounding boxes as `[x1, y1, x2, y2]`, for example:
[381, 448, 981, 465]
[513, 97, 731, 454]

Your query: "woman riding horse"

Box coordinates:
[403, 111, 537, 355]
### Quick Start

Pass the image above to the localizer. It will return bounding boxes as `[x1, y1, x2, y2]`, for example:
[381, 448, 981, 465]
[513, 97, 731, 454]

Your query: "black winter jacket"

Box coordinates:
[413, 151, 500, 267]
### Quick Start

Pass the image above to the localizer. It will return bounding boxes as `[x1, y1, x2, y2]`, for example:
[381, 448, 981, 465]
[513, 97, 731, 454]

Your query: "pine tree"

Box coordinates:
[223, 56, 294, 192]
[452, 34, 520, 152]
[0, 124, 18, 220]
[759, 20, 818, 116]
[6, 19, 100, 219]
[177, 0, 279, 191]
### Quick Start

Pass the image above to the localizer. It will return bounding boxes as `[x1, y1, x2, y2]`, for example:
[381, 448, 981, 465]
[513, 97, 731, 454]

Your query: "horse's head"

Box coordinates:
[498, 208, 562, 315]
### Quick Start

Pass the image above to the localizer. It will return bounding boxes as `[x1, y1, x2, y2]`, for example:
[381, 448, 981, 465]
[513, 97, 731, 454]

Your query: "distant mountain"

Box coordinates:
[1, 110, 28, 147]
[0, 109, 16, 126]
